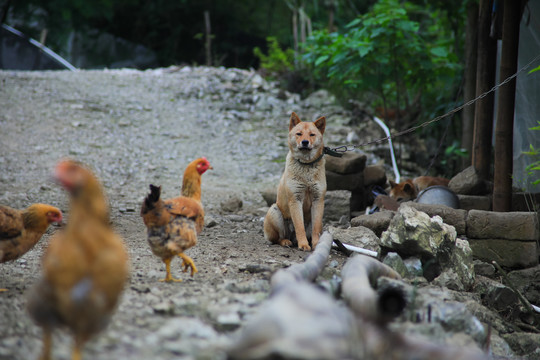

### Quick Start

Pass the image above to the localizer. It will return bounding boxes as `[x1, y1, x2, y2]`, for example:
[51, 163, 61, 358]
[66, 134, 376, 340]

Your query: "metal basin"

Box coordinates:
[415, 186, 460, 209]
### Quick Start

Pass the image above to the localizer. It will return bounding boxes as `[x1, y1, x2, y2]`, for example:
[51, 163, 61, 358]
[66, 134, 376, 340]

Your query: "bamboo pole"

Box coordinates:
[472, 0, 497, 180]
[493, 0, 521, 212]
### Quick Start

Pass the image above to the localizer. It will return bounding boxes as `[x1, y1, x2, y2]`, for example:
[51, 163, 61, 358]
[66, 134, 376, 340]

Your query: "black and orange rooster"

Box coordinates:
[27, 159, 129, 360]
[141, 157, 211, 282]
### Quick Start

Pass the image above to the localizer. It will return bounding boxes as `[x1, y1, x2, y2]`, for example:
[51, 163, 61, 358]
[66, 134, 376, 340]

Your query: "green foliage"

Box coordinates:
[302, 0, 461, 115]
[523, 122, 540, 185]
[253, 37, 295, 76]
[440, 140, 468, 177]
[528, 65, 540, 74]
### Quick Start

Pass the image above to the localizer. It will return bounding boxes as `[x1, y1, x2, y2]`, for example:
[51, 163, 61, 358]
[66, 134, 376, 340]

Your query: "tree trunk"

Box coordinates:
[462, 2, 478, 169]
[472, 0, 497, 180]
[204, 11, 212, 66]
[493, 0, 521, 211]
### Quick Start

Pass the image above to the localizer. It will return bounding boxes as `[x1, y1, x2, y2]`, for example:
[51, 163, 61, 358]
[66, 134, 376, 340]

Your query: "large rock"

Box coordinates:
[326, 170, 363, 191]
[328, 225, 380, 254]
[468, 238, 538, 269]
[466, 210, 540, 241]
[380, 204, 475, 289]
[380, 204, 457, 260]
[449, 166, 491, 195]
[363, 165, 387, 187]
[351, 211, 395, 237]
[434, 238, 475, 291]
[324, 191, 350, 222]
[324, 152, 366, 175]
[406, 202, 467, 235]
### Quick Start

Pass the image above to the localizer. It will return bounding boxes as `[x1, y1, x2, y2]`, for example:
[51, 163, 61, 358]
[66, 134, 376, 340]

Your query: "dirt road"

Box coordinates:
[0, 67, 354, 359]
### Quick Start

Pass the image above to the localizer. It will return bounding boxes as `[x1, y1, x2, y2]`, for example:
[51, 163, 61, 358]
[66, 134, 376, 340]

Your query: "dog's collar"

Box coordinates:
[296, 147, 344, 166]
[297, 152, 325, 166]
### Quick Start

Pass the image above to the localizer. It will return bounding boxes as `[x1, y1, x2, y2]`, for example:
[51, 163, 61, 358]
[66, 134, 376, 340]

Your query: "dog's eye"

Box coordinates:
[296, 132, 302, 136]
[309, 133, 315, 137]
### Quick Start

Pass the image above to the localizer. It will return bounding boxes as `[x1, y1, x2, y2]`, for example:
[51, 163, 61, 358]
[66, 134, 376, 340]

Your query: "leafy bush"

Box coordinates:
[253, 36, 295, 77]
[301, 0, 461, 119]
[523, 122, 540, 186]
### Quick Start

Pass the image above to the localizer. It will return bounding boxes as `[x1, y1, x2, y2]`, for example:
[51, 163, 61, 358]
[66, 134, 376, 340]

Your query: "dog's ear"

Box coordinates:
[403, 182, 415, 196]
[289, 112, 302, 131]
[314, 116, 326, 135]
[389, 180, 397, 188]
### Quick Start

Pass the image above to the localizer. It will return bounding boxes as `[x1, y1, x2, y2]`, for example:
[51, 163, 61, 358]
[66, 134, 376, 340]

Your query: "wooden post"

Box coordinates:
[461, 2, 478, 169]
[472, 0, 497, 180]
[493, 0, 521, 212]
[204, 11, 212, 67]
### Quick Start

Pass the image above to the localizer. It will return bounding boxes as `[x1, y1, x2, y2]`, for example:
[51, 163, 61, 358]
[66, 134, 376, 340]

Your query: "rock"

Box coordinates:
[328, 226, 380, 254]
[363, 165, 387, 187]
[325, 170, 363, 191]
[380, 204, 457, 260]
[324, 152, 366, 175]
[473, 260, 496, 277]
[303, 89, 336, 108]
[374, 195, 399, 211]
[380, 204, 475, 289]
[403, 257, 423, 277]
[457, 195, 492, 211]
[261, 188, 277, 206]
[157, 317, 218, 340]
[466, 210, 539, 241]
[449, 166, 491, 195]
[507, 265, 540, 305]
[502, 332, 540, 359]
[468, 239, 538, 269]
[437, 238, 475, 291]
[351, 211, 395, 237]
[216, 312, 242, 331]
[382, 252, 409, 278]
[221, 196, 243, 213]
[406, 202, 467, 235]
[324, 191, 350, 222]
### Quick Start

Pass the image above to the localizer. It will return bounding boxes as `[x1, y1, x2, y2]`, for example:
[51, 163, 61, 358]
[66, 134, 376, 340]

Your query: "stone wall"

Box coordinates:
[352, 203, 540, 269]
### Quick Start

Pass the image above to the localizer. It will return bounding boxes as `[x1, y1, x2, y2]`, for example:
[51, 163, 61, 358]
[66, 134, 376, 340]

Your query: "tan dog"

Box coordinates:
[389, 176, 450, 202]
[264, 112, 326, 251]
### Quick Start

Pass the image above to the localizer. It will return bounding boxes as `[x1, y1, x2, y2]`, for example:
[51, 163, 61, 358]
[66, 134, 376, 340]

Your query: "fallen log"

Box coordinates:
[228, 232, 488, 360]
[271, 231, 333, 290]
[341, 254, 404, 325]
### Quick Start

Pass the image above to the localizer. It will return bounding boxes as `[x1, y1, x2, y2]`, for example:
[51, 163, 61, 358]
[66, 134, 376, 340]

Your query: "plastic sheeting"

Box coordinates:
[513, 1, 540, 193]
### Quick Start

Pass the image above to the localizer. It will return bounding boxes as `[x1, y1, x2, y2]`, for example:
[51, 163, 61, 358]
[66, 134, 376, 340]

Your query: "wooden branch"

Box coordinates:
[271, 231, 333, 290]
[341, 254, 403, 324]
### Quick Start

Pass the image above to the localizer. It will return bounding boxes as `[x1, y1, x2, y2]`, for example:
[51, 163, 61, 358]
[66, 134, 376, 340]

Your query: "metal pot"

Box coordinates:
[415, 186, 460, 209]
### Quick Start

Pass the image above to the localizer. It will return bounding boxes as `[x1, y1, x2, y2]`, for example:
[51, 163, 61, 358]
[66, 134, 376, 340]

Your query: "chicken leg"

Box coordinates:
[178, 253, 198, 276]
[159, 257, 182, 282]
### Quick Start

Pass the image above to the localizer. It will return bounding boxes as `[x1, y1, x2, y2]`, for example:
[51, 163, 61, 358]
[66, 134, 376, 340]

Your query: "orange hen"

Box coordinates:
[0, 203, 62, 263]
[141, 157, 211, 282]
[27, 160, 129, 360]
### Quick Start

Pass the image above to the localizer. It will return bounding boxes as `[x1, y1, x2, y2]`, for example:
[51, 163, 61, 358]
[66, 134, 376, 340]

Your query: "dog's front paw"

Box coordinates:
[278, 239, 293, 247]
[298, 242, 311, 251]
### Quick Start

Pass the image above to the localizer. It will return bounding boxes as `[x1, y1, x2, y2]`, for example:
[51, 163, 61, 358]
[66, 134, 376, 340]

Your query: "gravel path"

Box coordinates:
[0, 67, 362, 359]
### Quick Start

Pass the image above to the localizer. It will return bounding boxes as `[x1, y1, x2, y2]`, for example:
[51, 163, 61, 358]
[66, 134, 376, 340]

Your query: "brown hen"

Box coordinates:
[27, 159, 129, 360]
[141, 157, 211, 282]
[0, 203, 62, 263]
